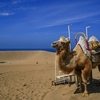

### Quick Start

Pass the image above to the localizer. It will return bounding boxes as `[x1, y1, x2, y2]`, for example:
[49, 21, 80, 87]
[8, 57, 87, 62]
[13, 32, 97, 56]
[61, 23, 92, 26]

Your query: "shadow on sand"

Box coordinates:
[74, 79, 100, 94]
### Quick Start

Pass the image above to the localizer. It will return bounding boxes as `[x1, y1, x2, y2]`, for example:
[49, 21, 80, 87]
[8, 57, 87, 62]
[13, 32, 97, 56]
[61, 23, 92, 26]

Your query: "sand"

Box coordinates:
[0, 50, 100, 100]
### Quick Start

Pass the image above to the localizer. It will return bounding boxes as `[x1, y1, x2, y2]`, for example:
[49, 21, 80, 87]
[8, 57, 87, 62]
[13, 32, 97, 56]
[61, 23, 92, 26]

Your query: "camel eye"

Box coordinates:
[61, 42, 66, 45]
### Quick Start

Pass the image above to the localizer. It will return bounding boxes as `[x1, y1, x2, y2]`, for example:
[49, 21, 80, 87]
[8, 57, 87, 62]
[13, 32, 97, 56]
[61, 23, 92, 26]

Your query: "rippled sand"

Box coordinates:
[0, 51, 100, 100]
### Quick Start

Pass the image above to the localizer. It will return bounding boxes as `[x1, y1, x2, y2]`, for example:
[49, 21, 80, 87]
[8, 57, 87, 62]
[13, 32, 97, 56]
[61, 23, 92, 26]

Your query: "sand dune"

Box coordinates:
[0, 51, 100, 100]
[0, 50, 54, 60]
[0, 51, 55, 65]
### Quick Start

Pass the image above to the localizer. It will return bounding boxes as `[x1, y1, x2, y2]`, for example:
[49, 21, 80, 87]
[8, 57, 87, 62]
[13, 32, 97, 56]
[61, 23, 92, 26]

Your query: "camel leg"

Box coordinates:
[89, 70, 93, 84]
[75, 69, 83, 92]
[78, 75, 83, 92]
[82, 59, 92, 97]
[82, 69, 91, 97]
[82, 82, 88, 97]
[98, 64, 100, 72]
[74, 75, 79, 87]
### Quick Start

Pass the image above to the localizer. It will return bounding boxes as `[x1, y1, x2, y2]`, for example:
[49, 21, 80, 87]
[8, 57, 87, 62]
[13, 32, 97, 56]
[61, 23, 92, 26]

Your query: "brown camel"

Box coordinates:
[88, 37, 100, 70]
[51, 34, 92, 97]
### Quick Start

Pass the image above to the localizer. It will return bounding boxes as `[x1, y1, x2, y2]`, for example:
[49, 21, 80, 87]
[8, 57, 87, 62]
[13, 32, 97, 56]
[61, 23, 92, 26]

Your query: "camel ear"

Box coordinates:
[72, 51, 77, 56]
[98, 42, 100, 46]
[67, 40, 70, 43]
[68, 51, 77, 56]
[64, 40, 70, 44]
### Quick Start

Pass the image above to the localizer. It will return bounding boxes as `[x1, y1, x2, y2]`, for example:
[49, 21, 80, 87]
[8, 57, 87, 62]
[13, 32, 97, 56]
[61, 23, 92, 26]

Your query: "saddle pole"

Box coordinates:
[68, 24, 72, 50]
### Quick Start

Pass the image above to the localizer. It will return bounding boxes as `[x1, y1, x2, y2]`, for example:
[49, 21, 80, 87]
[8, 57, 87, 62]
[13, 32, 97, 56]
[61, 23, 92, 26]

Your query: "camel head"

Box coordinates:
[51, 36, 70, 53]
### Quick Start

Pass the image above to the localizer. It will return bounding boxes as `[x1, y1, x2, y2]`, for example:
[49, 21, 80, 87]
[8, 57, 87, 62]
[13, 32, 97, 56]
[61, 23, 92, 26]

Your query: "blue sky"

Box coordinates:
[0, 0, 100, 50]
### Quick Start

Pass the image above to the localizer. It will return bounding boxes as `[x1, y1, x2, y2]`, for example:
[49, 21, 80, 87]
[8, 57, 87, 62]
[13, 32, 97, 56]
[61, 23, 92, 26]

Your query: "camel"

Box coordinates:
[51, 33, 93, 97]
[88, 36, 100, 70]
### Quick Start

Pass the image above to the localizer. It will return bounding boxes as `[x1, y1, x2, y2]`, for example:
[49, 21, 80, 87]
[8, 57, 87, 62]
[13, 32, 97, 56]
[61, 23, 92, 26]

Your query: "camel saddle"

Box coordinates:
[89, 36, 100, 62]
[77, 36, 100, 62]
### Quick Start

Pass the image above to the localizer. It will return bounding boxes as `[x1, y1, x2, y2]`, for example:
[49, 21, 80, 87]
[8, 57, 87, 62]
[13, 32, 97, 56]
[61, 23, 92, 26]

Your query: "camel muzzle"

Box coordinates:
[51, 41, 58, 48]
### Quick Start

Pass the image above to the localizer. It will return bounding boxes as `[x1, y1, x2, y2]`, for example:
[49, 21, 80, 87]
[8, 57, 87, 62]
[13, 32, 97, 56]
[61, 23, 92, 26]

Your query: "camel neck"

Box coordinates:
[56, 50, 75, 73]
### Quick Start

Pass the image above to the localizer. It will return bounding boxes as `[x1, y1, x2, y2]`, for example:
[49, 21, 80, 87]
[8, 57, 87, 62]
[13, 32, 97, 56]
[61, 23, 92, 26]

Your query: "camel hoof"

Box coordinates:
[82, 91, 89, 97]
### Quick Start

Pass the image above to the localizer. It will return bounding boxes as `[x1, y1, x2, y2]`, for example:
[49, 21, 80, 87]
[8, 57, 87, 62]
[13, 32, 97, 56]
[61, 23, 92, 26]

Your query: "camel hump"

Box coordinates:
[88, 36, 99, 42]
[77, 36, 91, 58]
[88, 36, 100, 50]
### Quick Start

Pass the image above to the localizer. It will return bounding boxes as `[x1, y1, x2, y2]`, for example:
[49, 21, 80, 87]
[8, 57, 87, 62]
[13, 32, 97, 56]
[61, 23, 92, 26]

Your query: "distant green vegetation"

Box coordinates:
[0, 62, 5, 64]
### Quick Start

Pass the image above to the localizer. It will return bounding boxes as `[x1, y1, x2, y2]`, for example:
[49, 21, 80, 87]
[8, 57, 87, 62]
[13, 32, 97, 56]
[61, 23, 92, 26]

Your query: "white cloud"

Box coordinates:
[0, 12, 14, 16]
[12, 1, 19, 5]
[12, 0, 34, 5]
[12, 0, 24, 5]
[35, 7, 100, 28]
